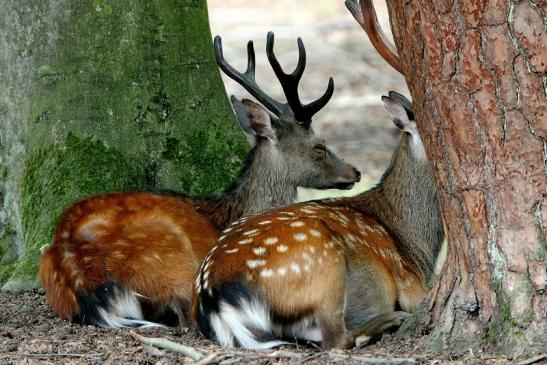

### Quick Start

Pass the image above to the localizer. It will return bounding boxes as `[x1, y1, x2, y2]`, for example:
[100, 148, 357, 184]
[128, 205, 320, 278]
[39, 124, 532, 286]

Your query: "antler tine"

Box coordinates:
[345, 0, 404, 74]
[266, 31, 334, 125]
[214, 35, 289, 117]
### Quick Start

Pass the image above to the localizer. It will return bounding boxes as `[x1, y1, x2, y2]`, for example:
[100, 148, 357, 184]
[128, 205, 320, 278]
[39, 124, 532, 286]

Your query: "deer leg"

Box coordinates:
[349, 310, 412, 344]
[316, 308, 354, 349]
[170, 297, 191, 328]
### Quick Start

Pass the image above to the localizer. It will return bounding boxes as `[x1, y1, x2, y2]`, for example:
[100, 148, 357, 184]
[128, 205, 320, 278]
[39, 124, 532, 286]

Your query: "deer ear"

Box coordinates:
[381, 95, 417, 136]
[231, 96, 277, 146]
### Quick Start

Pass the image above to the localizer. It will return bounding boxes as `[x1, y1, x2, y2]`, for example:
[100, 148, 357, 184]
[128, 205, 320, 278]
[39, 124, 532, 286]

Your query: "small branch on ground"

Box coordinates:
[130, 331, 204, 360]
[517, 354, 547, 365]
[190, 349, 303, 365]
[0, 352, 102, 358]
[328, 350, 416, 364]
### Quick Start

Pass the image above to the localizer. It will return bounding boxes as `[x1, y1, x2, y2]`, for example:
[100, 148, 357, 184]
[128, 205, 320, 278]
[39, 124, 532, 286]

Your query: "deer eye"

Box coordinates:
[313, 144, 327, 158]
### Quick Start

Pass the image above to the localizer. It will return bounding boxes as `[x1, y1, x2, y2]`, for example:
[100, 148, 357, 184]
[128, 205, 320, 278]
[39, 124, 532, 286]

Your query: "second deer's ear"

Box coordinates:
[231, 96, 277, 145]
[381, 95, 417, 136]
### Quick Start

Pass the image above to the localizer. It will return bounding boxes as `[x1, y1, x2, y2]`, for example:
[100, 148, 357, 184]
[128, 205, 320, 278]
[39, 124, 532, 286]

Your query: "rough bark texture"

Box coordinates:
[0, 0, 248, 290]
[386, 0, 546, 356]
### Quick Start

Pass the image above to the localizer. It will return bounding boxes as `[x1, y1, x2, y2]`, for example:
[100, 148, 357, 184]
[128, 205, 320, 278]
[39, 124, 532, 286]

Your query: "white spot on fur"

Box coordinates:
[253, 247, 267, 255]
[264, 237, 278, 245]
[300, 208, 316, 214]
[277, 267, 287, 276]
[258, 220, 272, 225]
[277, 244, 288, 253]
[309, 229, 321, 237]
[260, 269, 274, 277]
[290, 263, 301, 273]
[246, 259, 266, 269]
[303, 264, 312, 272]
[219, 235, 226, 241]
[294, 233, 307, 241]
[243, 229, 259, 236]
[238, 238, 252, 245]
[290, 221, 305, 227]
[223, 227, 233, 233]
[225, 248, 239, 254]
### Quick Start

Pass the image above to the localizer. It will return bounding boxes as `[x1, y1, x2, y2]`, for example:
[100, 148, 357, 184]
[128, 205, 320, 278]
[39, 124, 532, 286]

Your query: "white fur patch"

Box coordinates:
[277, 245, 288, 253]
[290, 221, 305, 227]
[264, 237, 278, 245]
[294, 233, 307, 241]
[309, 229, 321, 237]
[97, 288, 162, 329]
[253, 247, 267, 255]
[246, 259, 266, 269]
[210, 299, 285, 349]
[238, 239, 253, 245]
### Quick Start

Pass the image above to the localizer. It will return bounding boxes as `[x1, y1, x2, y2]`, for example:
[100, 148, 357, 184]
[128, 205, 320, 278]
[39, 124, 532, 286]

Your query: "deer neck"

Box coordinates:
[342, 136, 444, 281]
[195, 146, 297, 230]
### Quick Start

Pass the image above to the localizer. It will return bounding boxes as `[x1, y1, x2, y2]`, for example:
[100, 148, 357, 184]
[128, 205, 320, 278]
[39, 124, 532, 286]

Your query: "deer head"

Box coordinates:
[216, 32, 361, 192]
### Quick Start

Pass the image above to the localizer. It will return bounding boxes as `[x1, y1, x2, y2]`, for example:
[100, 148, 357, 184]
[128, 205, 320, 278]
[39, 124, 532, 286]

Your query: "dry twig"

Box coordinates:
[517, 354, 547, 365]
[130, 331, 204, 360]
[0, 352, 102, 358]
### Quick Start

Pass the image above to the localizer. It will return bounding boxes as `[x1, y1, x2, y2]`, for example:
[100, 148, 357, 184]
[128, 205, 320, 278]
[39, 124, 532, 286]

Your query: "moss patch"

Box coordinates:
[3, 133, 145, 288]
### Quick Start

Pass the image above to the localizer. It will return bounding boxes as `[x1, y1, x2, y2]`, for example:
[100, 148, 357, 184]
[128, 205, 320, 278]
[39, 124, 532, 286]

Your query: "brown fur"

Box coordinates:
[40, 193, 218, 321]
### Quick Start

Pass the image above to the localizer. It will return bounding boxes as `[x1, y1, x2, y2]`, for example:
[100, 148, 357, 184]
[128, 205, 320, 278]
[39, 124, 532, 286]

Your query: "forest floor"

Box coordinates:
[2, 290, 541, 365]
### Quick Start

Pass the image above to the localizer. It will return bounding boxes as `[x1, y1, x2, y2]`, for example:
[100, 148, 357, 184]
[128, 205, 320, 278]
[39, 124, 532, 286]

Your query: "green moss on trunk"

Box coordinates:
[0, 0, 247, 289]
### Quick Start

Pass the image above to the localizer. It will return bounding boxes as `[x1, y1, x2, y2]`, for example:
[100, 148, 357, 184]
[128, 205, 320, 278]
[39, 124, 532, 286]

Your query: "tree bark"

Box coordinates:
[387, 0, 546, 356]
[0, 0, 248, 289]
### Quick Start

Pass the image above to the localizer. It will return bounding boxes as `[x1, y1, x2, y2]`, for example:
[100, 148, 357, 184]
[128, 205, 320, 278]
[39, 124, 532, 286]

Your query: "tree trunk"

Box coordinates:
[387, 0, 546, 356]
[0, 0, 248, 290]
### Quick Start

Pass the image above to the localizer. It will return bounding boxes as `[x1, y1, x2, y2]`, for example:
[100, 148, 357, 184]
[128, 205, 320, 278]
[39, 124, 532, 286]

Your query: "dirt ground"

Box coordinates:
[2, 2, 544, 365]
[2, 290, 533, 365]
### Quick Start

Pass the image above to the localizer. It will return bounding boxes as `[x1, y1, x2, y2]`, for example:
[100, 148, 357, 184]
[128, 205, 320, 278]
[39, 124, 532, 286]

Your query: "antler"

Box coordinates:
[266, 32, 334, 125]
[214, 36, 291, 118]
[345, 0, 403, 74]
[214, 32, 334, 126]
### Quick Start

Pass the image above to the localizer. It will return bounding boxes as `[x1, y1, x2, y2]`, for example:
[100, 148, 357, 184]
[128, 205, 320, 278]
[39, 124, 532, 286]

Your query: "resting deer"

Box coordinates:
[39, 32, 360, 328]
[192, 90, 444, 349]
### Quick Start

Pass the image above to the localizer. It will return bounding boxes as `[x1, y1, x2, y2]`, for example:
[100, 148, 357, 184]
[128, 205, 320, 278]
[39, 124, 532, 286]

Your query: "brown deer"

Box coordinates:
[192, 90, 444, 349]
[39, 32, 360, 329]
[191, 3, 444, 348]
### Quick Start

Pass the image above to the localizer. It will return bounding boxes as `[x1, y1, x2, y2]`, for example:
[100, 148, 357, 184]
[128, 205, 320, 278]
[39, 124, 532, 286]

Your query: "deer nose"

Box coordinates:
[353, 167, 361, 181]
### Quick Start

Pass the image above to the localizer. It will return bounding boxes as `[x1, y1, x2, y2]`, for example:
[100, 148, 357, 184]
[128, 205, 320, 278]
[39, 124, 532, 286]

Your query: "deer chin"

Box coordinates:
[317, 181, 355, 190]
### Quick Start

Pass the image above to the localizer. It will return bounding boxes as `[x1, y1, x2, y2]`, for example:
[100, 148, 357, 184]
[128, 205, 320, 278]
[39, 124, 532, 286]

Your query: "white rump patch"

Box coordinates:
[209, 299, 285, 349]
[97, 288, 163, 329]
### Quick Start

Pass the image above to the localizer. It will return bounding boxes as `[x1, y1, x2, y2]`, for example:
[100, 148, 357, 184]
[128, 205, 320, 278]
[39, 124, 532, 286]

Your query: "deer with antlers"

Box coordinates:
[39, 31, 360, 328]
[191, 1, 444, 349]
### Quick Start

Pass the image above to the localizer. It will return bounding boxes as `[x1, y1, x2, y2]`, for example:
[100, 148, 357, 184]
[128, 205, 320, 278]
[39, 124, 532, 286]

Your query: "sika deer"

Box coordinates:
[192, 91, 444, 349]
[39, 32, 360, 328]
